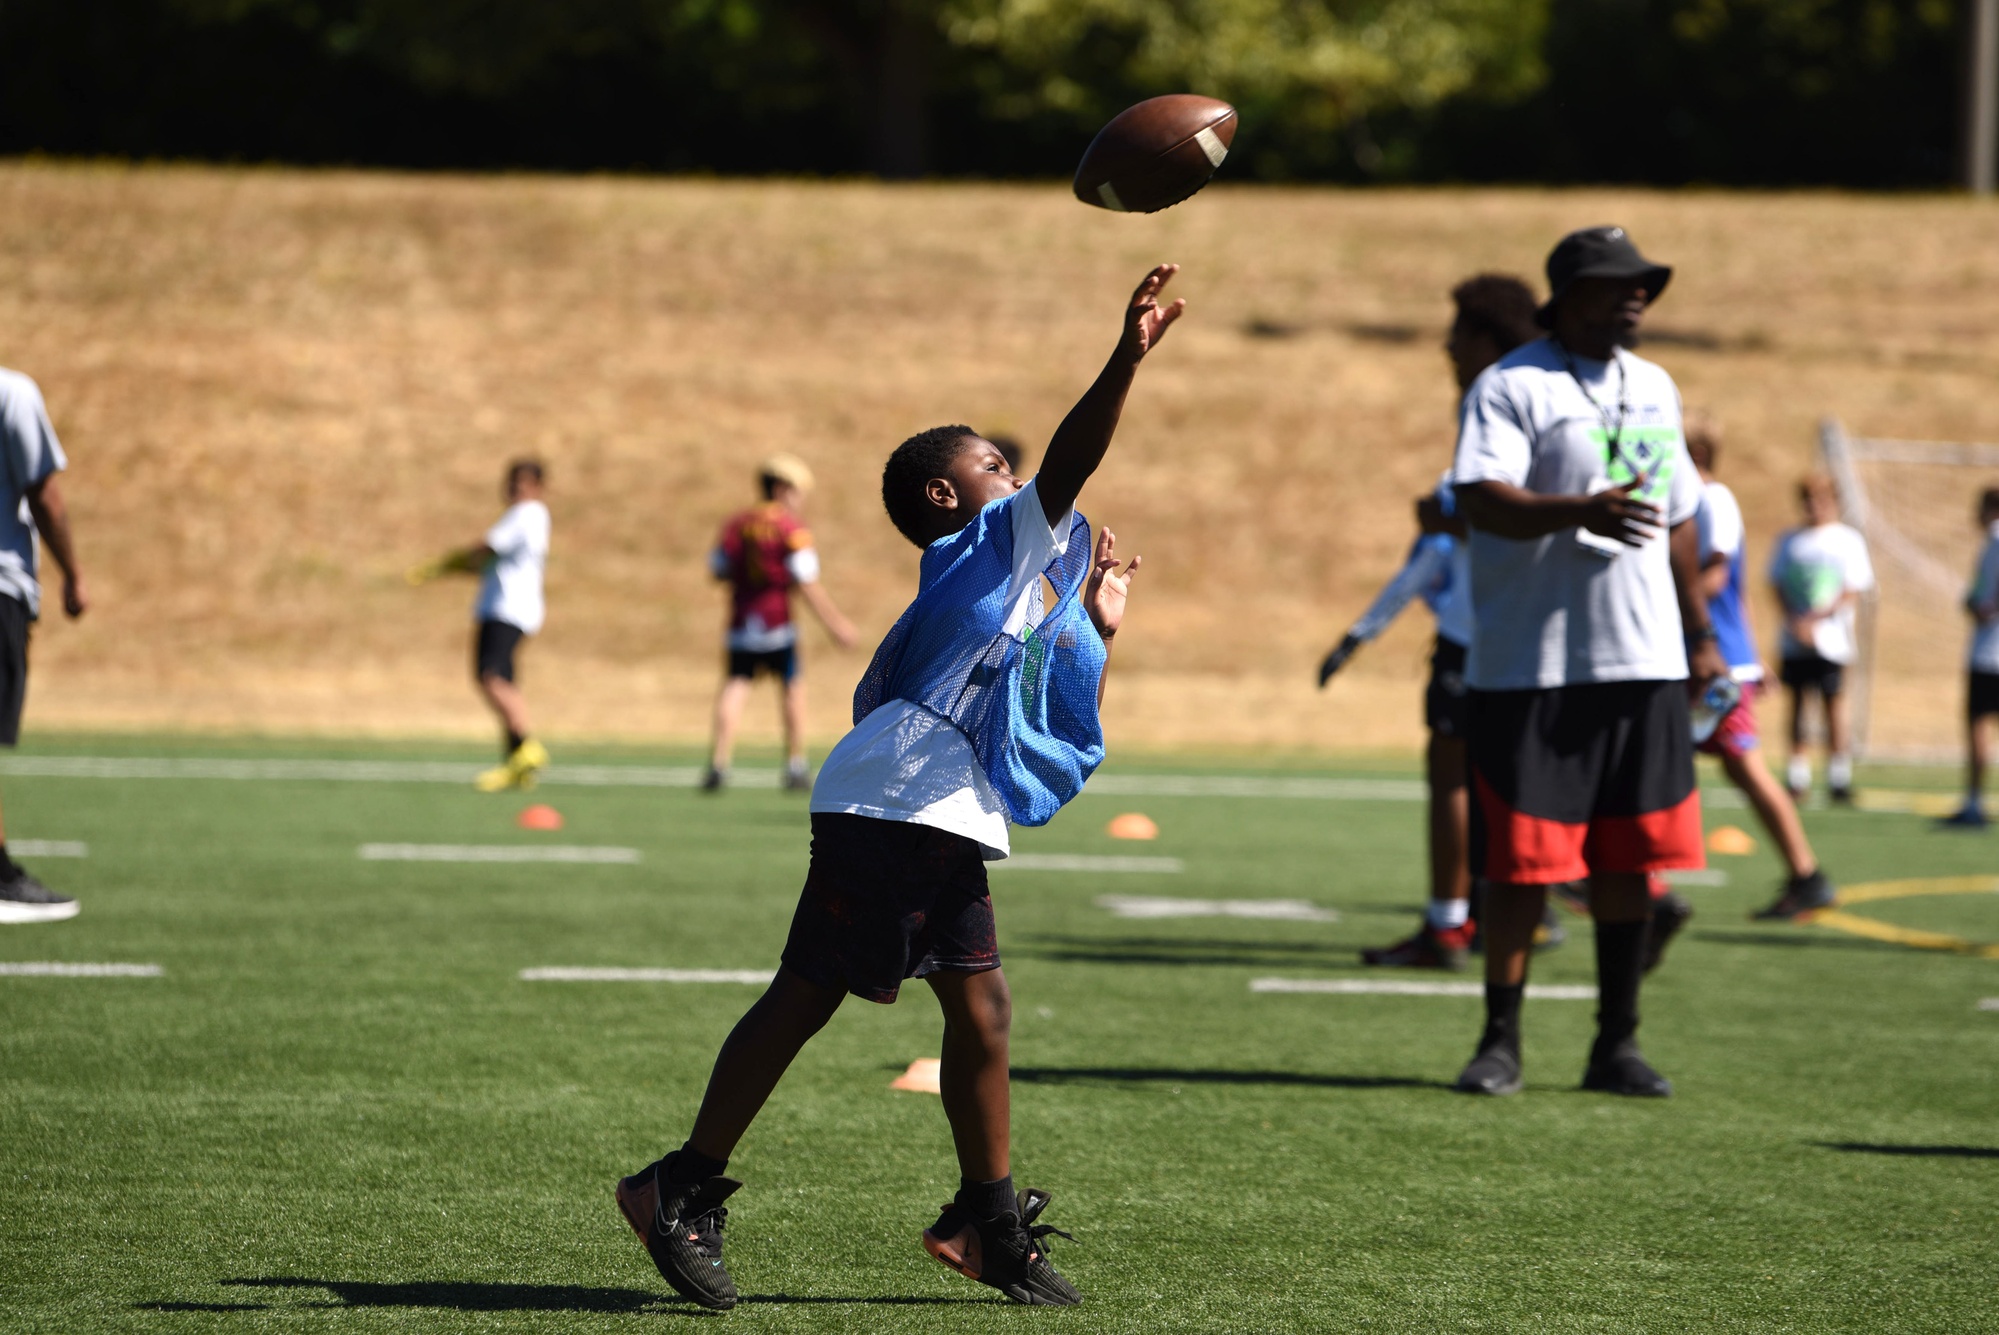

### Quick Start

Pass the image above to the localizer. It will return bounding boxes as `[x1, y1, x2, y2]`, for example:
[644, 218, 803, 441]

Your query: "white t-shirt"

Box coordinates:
[1451, 339, 1702, 690]
[810, 478, 1072, 859]
[475, 499, 551, 634]
[1969, 522, 1999, 674]
[1768, 523, 1873, 664]
[0, 369, 68, 618]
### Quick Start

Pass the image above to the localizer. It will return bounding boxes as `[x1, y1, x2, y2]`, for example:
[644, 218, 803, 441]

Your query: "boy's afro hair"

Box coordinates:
[1451, 273, 1540, 353]
[882, 424, 978, 547]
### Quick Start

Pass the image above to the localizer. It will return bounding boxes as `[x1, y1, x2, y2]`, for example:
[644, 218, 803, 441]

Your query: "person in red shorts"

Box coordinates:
[705, 455, 856, 792]
[1451, 226, 1726, 1098]
[1688, 415, 1835, 923]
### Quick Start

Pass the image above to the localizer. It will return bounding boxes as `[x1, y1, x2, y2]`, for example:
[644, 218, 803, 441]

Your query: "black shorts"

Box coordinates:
[1467, 680, 1702, 885]
[474, 619, 526, 682]
[1970, 671, 1999, 720]
[0, 595, 28, 747]
[728, 645, 798, 682]
[780, 813, 1000, 1004]
[1780, 653, 1844, 699]
[1425, 636, 1470, 739]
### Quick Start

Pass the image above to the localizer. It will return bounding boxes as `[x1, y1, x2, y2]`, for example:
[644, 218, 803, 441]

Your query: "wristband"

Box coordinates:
[1685, 625, 1718, 645]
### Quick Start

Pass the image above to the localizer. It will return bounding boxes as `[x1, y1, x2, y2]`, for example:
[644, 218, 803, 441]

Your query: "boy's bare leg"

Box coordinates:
[1825, 689, 1854, 794]
[782, 678, 809, 771]
[1970, 715, 1990, 808]
[1427, 733, 1471, 906]
[684, 966, 846, 1161]
[1784, 684, 1812, 793]
[1480, 883, 1548, 987]
[927, 968, 1012, 1182]
[477, 673, 532, 743]
[1721, 749, 1818, 878]
[709, 676, 752, 772]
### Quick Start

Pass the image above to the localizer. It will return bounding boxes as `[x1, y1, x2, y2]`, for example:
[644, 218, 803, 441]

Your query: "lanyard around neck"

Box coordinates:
[1558, 344, 1635, 475]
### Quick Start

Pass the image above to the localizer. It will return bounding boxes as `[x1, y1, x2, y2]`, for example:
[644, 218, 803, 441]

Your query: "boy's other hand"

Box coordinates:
[1118, 264, 1185, 365]
[1086, 526, 1141, 640]
[1579, 476, 1660, 546]
[61, 572, 88, 618]
[1317, 634, 1361, 687]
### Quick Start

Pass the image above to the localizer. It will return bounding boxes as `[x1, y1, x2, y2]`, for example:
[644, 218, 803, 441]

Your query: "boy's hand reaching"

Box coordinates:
[1085, 526, 1141, 641]
[1117, 264, 1185, 365]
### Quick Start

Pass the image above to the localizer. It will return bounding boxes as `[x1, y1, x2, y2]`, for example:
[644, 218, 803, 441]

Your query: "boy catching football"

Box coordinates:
[613, 264, 1180, 1310]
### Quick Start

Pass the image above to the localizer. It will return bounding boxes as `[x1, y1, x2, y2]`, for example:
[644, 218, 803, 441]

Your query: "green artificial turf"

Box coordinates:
[1, 737, 1994, 1333]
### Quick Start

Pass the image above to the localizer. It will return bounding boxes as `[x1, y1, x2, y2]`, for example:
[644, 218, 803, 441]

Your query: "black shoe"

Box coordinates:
[1454, 1040, 1522, 1096]
[1829, 786, 1854, 806]
[1581, 1039, 1672, 1097]
[1938, 804, 1990, 830]
[0, 867, 79, 924]
[923, 1188, 1081, 1306]
[782, 763, 811, 792]
[1644, 892, 1693, 974]
[701, 767, 725, 793]
[615, 1155, 742, 1310]
[1752, 869, 1836, 922]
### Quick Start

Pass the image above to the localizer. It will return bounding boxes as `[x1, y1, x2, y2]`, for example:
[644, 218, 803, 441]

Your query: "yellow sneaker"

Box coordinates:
[475, 763, 517, 792]
[513, 739, 550, 784]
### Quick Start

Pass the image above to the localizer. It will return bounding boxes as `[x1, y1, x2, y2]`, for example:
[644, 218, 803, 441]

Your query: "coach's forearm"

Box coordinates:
[1455, 480, 1593, 539]
[1037, 352, 1139, 523]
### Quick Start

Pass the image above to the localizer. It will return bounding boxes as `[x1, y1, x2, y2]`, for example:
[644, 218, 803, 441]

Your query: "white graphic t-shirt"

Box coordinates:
[1968, 521, 1999, 673]
[474, 499, 551, 635]
[810, 478, 1071, 860]
[0, 369, 68, 618]
[1768, 523, 1873, 665]
[1451, 338, 1702, 690]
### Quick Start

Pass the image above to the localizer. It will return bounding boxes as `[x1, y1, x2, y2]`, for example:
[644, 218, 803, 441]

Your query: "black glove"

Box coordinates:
[1317, 634, 1362, 688]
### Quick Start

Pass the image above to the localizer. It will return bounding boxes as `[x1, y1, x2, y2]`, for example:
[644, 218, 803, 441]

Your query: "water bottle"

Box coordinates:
[1689, 675, 1743, 744]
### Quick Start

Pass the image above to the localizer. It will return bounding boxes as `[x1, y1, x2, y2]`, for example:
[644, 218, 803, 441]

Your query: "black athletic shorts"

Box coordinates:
[1467, 680, 1702, 885]
[1425, 636, 1470, 739]
[728, 645, 798, 682]
[474, 619, 526, 682]
[0, 594, 29, 747]
[780, 813, 1000, 1004]
[1779, 653, 1844, 699]
[1970, 670, 1999, 720]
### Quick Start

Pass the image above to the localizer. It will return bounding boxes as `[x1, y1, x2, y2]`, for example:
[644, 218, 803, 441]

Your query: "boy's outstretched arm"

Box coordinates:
[1035, 264, 1184, 526]
[1085, 527, 1141, 708]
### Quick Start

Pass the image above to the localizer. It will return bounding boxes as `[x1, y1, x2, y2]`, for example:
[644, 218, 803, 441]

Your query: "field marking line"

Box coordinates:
[1250, 977, 1596, 999]
[1979, 998, 1999, 1012]
[0, 754, 1768, 810]
[520, 967, 770, 984]
[1000, 854, 1184, 874]
[1808, 876, 1999, 959]
[0, 961, 161, 977]
[8, 840, 87, 858]
[359, 844, 640, 864]
[1098, 895, 1336, 922]
[1664, 869, 1727, 886]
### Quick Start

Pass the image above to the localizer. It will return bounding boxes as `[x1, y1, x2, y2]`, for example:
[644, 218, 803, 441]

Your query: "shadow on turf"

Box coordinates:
[172, 1278, 984, 1313]
[1012, 1066, 1446, 1091]
[1816, 1142, 1999, 1159]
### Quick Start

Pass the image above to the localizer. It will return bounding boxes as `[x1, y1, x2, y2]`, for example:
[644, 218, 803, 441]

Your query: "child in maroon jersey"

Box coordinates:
[706, 455, 856, 791]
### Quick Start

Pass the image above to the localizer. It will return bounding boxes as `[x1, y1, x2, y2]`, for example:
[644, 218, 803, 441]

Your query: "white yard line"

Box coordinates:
[1000, 854, 1184, 874]
[0, 753, 1761, 807]
[9, 840, 87, 858]
[0, 961, 161, 977]
[520, 967, 770, 983]
[1664, 869, 1728, 886]
[1098, 895, 1337, 922]
[1979, 998, 1999, 1012]
[359, 844, 640, 864]
[1251, 977, 1596, 999]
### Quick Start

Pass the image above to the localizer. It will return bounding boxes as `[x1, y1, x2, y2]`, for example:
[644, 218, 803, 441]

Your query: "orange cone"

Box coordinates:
[517, 804, 564, 831]
[1106, 812, 1159, 841]
[1707, 824, 1756, 856]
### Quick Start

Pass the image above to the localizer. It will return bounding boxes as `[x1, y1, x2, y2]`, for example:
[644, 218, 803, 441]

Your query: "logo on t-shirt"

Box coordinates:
[1598, 425, 1680, 507]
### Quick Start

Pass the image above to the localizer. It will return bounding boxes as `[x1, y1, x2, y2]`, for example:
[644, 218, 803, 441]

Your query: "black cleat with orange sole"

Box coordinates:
[922, 1188, 1081, 1306]
[615, 1154, 743, 1311]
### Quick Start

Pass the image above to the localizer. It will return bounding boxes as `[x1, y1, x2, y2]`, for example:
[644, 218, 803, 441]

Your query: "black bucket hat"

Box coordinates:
[1534, 225, 1672, 328]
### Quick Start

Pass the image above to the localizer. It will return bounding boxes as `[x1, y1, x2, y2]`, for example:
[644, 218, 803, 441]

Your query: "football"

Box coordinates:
[1072, 94, 1238, 214]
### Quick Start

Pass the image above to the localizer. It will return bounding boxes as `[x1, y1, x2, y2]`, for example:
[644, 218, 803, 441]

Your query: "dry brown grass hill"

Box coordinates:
[3, 163, 1994, 758]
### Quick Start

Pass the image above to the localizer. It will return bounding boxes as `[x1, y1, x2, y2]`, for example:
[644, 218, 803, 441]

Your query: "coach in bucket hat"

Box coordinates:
[1534, 225, 1673, 328]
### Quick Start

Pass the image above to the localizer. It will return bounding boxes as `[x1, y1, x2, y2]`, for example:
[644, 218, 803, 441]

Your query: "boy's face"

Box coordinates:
[1980, 498, 1999, 528]
[1445, 319, 1503, 393]
[508, 473, 543, 503]
[923, 437, 1022, 538]
[1802, 488, 1837, 526]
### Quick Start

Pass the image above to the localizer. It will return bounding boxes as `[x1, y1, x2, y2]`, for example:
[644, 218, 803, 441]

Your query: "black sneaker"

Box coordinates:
[1581, 1038, 1672, 1097]
[782, 764, 811, 792]
[615, 1154, 742, 1311]
[922, 1188, 1081, 1306]
[1454, 1038, 1522, 1096]
[1644, 891, 1693, 974]
[1752, 869, 1836, 922]
[1829, 786, 1854, 806]
[0, 867, 79, 924]
[701, 767, 725, 793]
[1938, 804, 1990, 830]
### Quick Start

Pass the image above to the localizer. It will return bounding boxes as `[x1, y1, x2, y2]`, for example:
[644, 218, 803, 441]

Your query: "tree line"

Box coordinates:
[0, 0, 1962, 185]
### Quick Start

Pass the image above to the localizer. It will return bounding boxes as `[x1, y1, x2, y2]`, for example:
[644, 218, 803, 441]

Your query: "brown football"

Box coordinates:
[1072, 94, 1238, 214]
